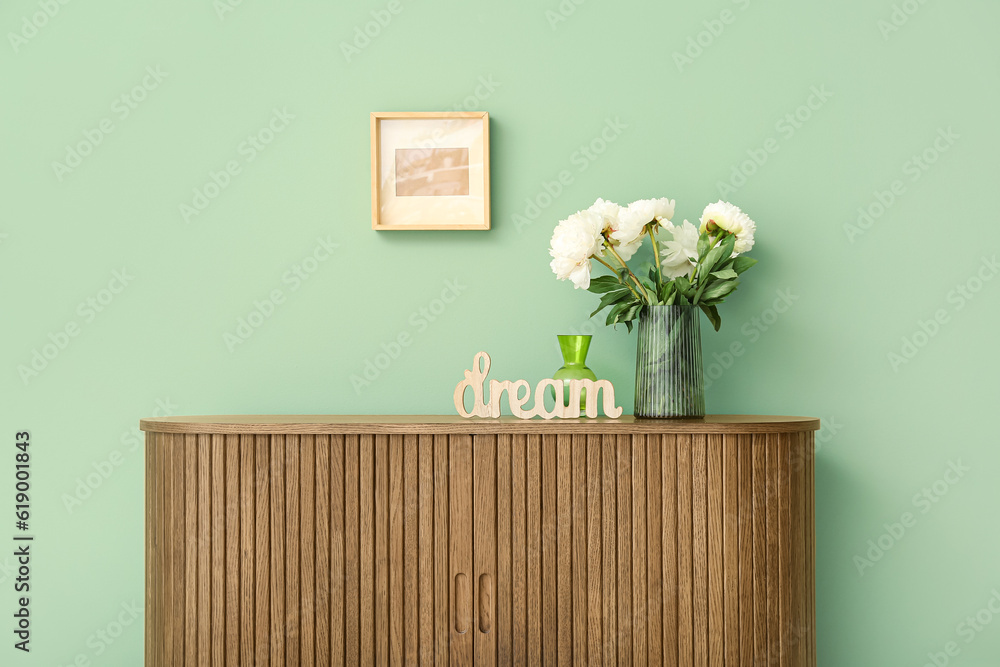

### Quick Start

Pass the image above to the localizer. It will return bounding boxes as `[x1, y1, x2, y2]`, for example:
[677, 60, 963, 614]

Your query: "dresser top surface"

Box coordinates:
[140, 414, 819, 435]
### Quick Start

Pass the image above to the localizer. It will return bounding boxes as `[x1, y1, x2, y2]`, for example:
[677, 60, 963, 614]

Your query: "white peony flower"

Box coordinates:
[589, 197, 643, 258]
[550, 210, 603, 262]
[567, 261, 592, 289]
[651, 197, 676, 224]
[549, 209, 605, 289]
[659, 220, 700, 279]
[611, 198, 676, 258]
[614, 238, 644, 262]
[587, 198, 622, 233]
[699, 200, 756, 255]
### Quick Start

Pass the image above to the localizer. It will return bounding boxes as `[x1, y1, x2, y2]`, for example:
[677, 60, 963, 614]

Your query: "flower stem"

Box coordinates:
[607, 244, 652, 303]
[647, 224, 664, 293]
[594, 255, 642, 301]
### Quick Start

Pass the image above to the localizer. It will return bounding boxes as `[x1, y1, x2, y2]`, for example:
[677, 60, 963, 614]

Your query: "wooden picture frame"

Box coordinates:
[370, 111, 490, 230]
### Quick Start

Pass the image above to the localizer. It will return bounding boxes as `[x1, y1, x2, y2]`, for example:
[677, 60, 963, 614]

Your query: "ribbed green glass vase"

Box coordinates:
[634, 305, 705, 418]
[552, 334, 598, 410]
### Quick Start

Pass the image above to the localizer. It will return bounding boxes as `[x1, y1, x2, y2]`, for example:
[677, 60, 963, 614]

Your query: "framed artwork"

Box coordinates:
[370, 111, 490, 230]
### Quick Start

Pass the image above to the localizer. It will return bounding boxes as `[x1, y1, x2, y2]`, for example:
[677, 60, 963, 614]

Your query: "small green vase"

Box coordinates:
[551, 334, 598, 410]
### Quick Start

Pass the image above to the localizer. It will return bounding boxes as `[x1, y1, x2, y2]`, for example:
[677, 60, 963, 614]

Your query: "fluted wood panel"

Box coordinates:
[146, 424, 816, 666]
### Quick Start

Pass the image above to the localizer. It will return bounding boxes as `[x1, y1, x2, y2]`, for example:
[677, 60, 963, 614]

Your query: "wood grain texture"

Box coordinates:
[556, 434, 573, 667]
[662, 434, 678, 667]
[646, 435, 663, 667]
[511, 434, 528, 666]
[526, 434, 542, 667]
[149, 433, 158, 665]
[541, 434, 558, 666]
[374, 434, 389, 666]
[586, 434, 602, 667]
[434, 435, 451, 666]
[752, 433, 767, 666]
[144, 433, 153, 664]
[144, 436, 161, 665]
[285, 436, 300, 667]
[225, 435, 240, 666]
[474, 434, 497, 666]
[778, 433, 791, 667]
[692, 434, 708, 667]
[766, 433, 779, 667]
[197, 435, 210, 667]
[418, 434, 435, 666]
[300, 436, 315, 667]
[142, 414, 821, 435]
[211, 435, 225, 667]
[332, 435, 347, 666]
[145, 420, 819, 666]
[359, 434, 375, 667]
[723, 434, 739, 667]
[571, 434, 588, 666]
[615, 434, 632, 665]
[315, 436, 331, 667]
[389, 434, 404, 666]
[804, 431, 816, 665]
[707, 434, 723, 667]
[404, 434, 419, 666]
[239, 435, 254, 666]
[676, 433, 693, 667]
[270, 435, 286, 666]
[631, 435, 647, 667]
[738, 434, 753, 667]
[153, 434, 165, 667]
[254, 434, 270, 666]
[451, 434, 474, 667]
[791, 431, 806, 667]
[601, 433, 616, 666]
[185, 434, 198, 667]
[170, 434, 186, 664]
[496, 434, 513, 666]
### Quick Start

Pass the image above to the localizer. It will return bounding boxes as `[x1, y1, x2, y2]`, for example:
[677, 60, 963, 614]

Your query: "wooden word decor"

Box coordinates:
[453, 351, 623, 419]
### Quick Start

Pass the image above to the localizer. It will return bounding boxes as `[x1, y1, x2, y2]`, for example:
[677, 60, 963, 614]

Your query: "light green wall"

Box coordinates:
[2, 0, 999, 663]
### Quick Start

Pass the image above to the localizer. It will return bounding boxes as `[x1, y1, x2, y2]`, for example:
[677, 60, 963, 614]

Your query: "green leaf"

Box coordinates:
[623, 303, 642, 321]
[714, 235, 736, 270]
[700, 279, 739, 301]
[732, 256, 758, 274]
[710, 269, 738, 280]
[606, 300, 632, 326]
[674, 275, 691, 296]
[641, 280, 657, 302]
[675, 291, 690, 306]
[612, 303, 643, 331]
[697, 232, 710, 259]
[701, 245, 725, 275]
[699, 304, 721, 332]
[586, 275, 625, 294]
[658, 281, 675, 304]
[590, 289, 630, 317]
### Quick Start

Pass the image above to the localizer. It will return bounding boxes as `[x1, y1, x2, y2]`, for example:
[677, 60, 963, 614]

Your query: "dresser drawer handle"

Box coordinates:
[479, 574, 492, 633]
[455, 573, 470, 634]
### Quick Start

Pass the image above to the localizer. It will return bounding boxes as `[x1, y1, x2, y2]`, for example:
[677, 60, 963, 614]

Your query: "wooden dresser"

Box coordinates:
[141, 415, 818, 666]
